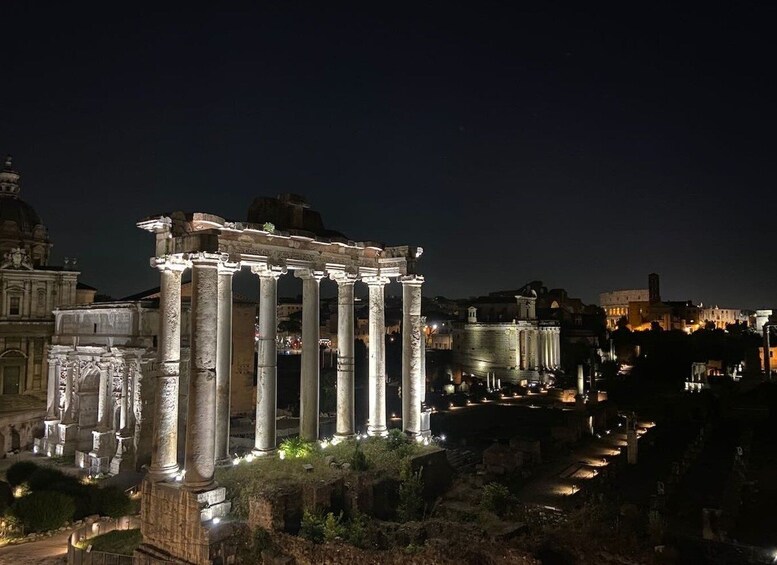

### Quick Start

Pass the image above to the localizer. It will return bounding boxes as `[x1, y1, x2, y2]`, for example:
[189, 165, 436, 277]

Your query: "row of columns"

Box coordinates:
[148, 252, 429, 491]
[539, 327, 561, 369]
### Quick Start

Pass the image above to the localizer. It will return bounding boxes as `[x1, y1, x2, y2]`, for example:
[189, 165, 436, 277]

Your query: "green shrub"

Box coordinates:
[345, 511, 367, 548]
[300, 511, 325, 543]
[279, 437, 314, 459]
[12, 491, 75, 532]
[0, 480, 13, 512]
[323, 511, 345, 542]
[5, 461, 39, 487]
[97, 486, 132, 518]
[351, 442, 369, 471]
[386, 429, 409, 450]
[481, 482, 511, 516]
[27, 466, 71, 491]
[397, 466, 424, 522]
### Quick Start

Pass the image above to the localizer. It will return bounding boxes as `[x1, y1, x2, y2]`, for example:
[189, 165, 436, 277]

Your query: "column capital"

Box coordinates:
[400, 274, 425, 286]
[218, 259, 241, 275]
[188, 252, 222, 266]
[362, 275, 390, 286]
[295, 268, 326, 282]
[330, 272, 359, 286]
[151, 255, 189, 272]
[251, 264, 286, 279]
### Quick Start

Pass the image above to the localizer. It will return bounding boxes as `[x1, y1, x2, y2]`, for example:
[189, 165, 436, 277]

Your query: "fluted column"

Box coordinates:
[184, 253, 220, 491]
[97, 361, 112, 430]
[401, 275, 424, 437]
[148, 257, 186, 482]
[333, 273, 357, 439]
[365, 276, 389, 436]
[46, 357, 60, 420]
[62, 359, 75, 423]
[254, 267, 283, 455]
[215, 260, 239, 464]
[119, 364, 129, 431]
[298, 269, 325, 442]
[554, 329, 561, 368]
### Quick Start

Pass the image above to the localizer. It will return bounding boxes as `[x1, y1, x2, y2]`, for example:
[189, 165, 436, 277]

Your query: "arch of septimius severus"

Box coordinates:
[135, 210, 429, 564]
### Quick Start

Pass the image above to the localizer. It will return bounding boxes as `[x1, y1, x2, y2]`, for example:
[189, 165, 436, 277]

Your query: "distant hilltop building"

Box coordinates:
[0, 155, 92, 454]
[600, 273, 747, 332]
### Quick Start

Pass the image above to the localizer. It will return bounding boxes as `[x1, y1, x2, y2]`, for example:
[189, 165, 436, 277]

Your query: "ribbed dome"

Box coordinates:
[0, 156, 51, 267]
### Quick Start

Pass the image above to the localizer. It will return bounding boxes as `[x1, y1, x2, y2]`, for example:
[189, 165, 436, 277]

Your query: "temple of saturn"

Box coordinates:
[135, 210, 428, 564]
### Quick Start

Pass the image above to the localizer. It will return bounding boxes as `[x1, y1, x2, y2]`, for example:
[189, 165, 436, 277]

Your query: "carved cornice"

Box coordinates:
[400, 274, 424, 286]
[330, 271, 359, 286]
[362, 275, 390, 286]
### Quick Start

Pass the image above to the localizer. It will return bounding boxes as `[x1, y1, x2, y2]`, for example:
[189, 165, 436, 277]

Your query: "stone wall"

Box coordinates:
[135, 480, 232, 565]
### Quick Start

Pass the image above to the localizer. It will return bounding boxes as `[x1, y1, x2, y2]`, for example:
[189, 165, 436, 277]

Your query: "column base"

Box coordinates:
[147, 463, 180, 483]
[251, 447, 276, 458]
[333, 433, 356, 442]
[366, 426, 388, 437]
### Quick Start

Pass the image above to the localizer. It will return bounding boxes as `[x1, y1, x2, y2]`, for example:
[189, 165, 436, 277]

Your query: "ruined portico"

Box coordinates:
[136, 209, 427, 564]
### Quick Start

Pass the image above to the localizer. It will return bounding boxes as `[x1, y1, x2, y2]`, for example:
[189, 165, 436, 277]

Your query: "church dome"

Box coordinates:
[0, 156, 51, 267]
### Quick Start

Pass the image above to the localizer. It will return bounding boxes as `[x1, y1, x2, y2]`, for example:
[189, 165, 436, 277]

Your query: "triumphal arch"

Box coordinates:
[135, 205, 429, 563]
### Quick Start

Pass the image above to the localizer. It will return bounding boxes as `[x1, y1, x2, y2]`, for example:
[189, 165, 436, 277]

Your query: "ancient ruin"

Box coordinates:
[135, 198, 428, 563]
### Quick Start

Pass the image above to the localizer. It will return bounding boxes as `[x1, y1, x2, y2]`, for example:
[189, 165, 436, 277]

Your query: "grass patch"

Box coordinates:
[86, 529, 142, 555]
[216, 436, 437, 518]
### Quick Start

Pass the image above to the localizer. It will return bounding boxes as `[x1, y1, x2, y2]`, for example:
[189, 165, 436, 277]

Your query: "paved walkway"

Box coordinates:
[0, 530, 70, 565]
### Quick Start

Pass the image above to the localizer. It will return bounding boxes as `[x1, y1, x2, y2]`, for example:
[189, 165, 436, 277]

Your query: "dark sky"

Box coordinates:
[2, 3, 775, 308]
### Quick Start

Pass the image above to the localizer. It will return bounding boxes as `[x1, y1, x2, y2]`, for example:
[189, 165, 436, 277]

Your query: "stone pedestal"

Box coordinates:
[89, 429, 116, 475]
[36, 418, 60, 456]
[55, 422, 78, 457]
[135, 479, 231, 565]
[110, 431, 135, 474]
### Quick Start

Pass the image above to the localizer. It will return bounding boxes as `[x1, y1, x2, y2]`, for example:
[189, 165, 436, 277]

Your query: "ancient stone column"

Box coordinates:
[119, 364, 129, 431]
[334, 273, 357, 440]
[184, 253, 220, 490]
[63, 359, 74, 423]
[401, 275, 424, 437]
[215, 260, 239, 464]
[97, 361, 112, 430]
[365, 276, 389, 436]
[297, 269, 324, 442]
[254, 267, 283, 455]
[46, 357, 60, 420]
[148, 257, 186, 482]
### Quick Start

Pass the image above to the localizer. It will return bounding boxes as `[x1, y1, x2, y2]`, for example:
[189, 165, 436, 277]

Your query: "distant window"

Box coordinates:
[9, 296, 21, 316]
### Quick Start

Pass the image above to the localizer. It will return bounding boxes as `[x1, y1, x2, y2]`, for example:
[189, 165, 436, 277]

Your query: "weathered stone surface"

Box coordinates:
[483, 443, 523, 474]
[136, 479, 233, 565]
[302, 477, 344, 515]
[248, 487, 303, 533]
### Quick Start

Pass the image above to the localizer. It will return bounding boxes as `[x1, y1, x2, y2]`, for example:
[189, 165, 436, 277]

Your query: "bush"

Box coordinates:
[481, 482, 511, 516]
[27, 466, 71, 491]
[12, 491, 75, 532]
[323, 512, 345, 542]
[345, 511, 367, 548]
[397, 466, 424, 522]
[279, 437, 314, 459]
[0, 480, 13, 512]
[300, 511, 325, 543]
[351, 442, 369, 471]
[97, 486, 132, 518]
[386, 429, 409, 450]
[5, 461, 38, 487]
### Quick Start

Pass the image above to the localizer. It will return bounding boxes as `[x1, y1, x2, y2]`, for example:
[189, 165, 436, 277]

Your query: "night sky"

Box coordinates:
[3, 3, 775, 309]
